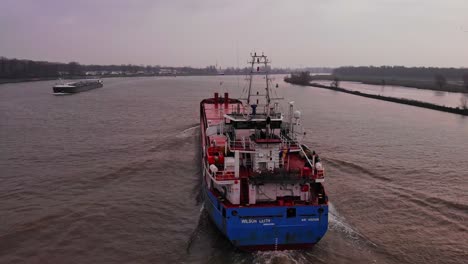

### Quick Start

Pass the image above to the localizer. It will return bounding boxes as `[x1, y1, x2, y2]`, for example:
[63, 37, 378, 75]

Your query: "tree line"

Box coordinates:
[0, 57, 308, 80]
[332, 66, 468, 91]
[0, 57, 223, 79]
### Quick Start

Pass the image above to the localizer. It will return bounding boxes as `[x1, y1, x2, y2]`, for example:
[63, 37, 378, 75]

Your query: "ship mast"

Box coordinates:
[246, 52, 272, 117]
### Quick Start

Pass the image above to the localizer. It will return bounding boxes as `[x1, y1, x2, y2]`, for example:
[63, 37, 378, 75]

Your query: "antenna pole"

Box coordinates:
[247, 53, 255, 104]
[264, 54, 271, 117]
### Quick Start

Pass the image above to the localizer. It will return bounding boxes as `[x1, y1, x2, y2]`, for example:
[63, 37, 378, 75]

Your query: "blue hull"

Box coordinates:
[203, 185, 328, 250]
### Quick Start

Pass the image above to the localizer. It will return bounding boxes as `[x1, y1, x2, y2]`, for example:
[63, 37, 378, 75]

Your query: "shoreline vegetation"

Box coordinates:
[0, 56, 332, 85]
[312, 66, 468, 93]
[284, 73, 468, 116]
[0, 74, 220, 85]
[309, 74, 468, 93]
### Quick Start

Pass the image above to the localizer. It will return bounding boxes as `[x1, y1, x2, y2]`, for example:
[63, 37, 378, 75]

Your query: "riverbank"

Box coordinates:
[0, 72, 298, 86]
[0, 74, 204, 85]
[310, 75, 467, 93]
[0, 77, 59, 85]
[284, 77, 468, 116]
[0, 76, 116, 85]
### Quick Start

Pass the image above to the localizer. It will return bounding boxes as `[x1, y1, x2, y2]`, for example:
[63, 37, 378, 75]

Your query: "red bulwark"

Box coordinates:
[203, 102, 243, 126]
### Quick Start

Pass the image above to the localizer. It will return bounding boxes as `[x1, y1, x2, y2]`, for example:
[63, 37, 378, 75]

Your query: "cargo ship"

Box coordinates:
[200, 53, 328, 251]
[53, 79, 103, 95]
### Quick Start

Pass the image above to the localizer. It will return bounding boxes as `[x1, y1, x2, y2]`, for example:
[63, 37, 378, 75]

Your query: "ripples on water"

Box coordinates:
[315, 80, 467, 108]
[0, 76, 467, 263]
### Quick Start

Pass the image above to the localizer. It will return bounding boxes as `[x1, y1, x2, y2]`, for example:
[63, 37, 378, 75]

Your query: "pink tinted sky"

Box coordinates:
[1, 0, 467, 67]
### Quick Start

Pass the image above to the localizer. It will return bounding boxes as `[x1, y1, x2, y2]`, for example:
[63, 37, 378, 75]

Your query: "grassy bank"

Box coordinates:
[310, 75, 467, 93]
[284, 77, 468, 116]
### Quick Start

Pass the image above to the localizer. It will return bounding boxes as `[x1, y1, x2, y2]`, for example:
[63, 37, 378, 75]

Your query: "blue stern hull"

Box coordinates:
[204, 186, 328, 250]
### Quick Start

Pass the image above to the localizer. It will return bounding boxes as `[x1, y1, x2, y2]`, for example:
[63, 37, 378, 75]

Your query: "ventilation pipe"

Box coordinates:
[224, 92, 229, 108]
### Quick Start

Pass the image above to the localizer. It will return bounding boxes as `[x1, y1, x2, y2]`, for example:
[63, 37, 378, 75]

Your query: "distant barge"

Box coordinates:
[53, 79, 103, 95]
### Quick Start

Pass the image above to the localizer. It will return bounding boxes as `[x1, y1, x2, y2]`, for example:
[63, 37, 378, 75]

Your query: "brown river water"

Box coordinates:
[315, 80, 468, 108]
[0, 76, 467, 263]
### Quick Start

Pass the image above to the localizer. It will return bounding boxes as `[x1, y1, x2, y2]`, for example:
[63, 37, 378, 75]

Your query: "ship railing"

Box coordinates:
[215, 170, 237, 181]
[227, 137, 254, 151]
[249, 168, 303, 183]
[250, 167, 322, 183]
[205, 162, 237, 183]
[298, 145, 313, 168]
[279, 133, 300, 151]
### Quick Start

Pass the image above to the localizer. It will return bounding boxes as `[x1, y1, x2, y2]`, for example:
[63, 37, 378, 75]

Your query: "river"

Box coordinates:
[315, 80, 468, 108]
[0, 76, 467, 263]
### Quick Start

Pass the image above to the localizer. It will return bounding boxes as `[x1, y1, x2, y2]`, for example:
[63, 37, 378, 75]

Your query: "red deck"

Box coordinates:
[201, 97, 323, 183]
[203, 102, 243, 126]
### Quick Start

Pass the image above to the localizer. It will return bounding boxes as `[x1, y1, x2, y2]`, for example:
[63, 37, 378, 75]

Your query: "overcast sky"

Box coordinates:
[1, 0, 467, 67]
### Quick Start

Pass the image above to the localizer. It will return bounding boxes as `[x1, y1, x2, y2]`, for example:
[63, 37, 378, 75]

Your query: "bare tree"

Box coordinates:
[434, 74, 447, 90]
[461, 96, 468, 109]
[287, 71, 311, 85]
[331, 76, 340, 88]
